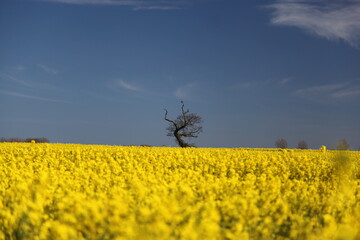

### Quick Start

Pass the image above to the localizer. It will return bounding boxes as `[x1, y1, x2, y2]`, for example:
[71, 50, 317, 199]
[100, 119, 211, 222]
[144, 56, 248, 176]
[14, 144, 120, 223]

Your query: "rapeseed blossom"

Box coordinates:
[0, 143, 359, 239]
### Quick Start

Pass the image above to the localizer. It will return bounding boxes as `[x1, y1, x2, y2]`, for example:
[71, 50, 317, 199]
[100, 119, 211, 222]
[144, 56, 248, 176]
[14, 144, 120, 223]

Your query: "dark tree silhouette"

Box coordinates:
[25, 137, 50, 143]
[275, 138, 288, 149]
[297, 140, 309, 149]
[0, 137, 22, 142]
[0, 137, 50, 143]
[164, 101, 203, 147]
[335, 139, 350, 150]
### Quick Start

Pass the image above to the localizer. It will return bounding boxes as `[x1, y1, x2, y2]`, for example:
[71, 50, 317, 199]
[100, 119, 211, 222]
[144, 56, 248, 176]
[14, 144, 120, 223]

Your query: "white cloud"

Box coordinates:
[331, 88, 360, 98]
[12, 65, 26, 71]
[295, 82, 360, 100]
[134, 5, 182, 10]
[232, 82, 252, 89]
[295, 82, 349, 95]
[279, 77, 291, 85]
[116, 80, 143, 92]
[0, 73, 35, 87]
[175, 82, 198, 100]
[37, 64, 58, 75]
[232, 77, 291, 89]
[36, 0, 189, 10]
[0, 90, 71, 103]
[266, 0, 360, 48]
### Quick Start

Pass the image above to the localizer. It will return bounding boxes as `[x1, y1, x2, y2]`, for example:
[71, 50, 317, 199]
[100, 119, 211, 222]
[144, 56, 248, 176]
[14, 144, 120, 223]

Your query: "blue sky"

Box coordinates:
[1, 0, 360, 149]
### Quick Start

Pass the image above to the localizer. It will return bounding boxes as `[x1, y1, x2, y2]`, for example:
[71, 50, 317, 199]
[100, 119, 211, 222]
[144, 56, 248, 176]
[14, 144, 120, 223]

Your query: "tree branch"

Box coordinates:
[180, 101, 189, 124]
[164, 109, 177, 127]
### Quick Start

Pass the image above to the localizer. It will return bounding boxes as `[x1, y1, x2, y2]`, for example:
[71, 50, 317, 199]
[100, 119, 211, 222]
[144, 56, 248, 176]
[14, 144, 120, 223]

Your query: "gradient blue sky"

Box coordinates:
[1, 0, 360, 149]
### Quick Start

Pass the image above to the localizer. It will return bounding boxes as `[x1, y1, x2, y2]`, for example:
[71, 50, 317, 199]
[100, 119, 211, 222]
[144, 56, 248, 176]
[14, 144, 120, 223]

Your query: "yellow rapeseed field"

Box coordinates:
[0, 143, 359, 240]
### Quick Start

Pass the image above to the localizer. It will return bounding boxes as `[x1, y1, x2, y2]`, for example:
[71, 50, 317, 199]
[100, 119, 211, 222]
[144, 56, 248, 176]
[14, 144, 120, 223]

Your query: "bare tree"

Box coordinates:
[335, 139, 350, 150]
[275, 138, 288, 149]
[164, 101, 203, 147]
[297, 140, 309, 149]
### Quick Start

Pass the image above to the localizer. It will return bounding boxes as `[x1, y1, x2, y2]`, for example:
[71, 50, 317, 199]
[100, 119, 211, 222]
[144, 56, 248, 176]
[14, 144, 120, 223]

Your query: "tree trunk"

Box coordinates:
[174, 129, 186, 147]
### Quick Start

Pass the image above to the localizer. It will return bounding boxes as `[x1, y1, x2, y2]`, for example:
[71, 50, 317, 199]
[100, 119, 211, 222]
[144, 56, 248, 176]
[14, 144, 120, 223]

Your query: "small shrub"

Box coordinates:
[335, 139, 350, 150]
[297, 140, 309, 149]
[275, 138, 288, 149]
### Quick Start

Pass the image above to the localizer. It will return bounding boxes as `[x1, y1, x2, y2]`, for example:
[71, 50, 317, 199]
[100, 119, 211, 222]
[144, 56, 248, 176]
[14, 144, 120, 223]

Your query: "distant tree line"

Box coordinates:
[275, 138, 354, 150]
[0, 137, 50, 143]
[275, 139, 308, 149]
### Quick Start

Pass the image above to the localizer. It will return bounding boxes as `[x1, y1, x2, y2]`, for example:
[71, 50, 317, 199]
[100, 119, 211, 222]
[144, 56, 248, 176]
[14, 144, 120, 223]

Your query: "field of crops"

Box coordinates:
[0, 143, 359, 240]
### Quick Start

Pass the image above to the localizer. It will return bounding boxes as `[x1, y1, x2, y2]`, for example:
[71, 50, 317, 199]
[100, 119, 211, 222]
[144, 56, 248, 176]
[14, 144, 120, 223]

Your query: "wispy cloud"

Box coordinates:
[37, 64, 58, 75]
[232, 82, 252, 89]
[231, 77, 291, 90]
[115, 79, 143, 92]
[279, 77, 292, 85]
[296, 82, 360, 100]
[175, 82, 198, 100]
[266, 0, 360, 48]
[0, 90, 71, 103]
[36, 0, 189, 10]
[11, 65, 26, 71]
[331, 88, 360, 98]
[295, 82, 349, 95]
[134, 5, 182, 10]
[0, 73, 36, 87]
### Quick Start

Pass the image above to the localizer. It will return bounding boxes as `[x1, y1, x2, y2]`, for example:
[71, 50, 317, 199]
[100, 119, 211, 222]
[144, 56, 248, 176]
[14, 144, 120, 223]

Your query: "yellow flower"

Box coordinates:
[0, 143, 359, 239]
